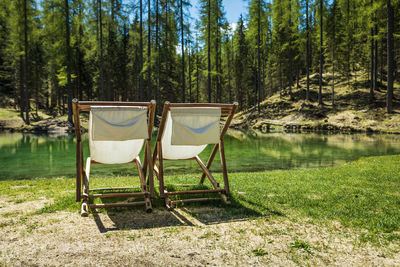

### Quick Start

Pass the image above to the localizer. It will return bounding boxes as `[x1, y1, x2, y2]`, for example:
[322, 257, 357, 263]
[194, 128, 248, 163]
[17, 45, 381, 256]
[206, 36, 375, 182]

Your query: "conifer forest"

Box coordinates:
[0, 0, 399, 124]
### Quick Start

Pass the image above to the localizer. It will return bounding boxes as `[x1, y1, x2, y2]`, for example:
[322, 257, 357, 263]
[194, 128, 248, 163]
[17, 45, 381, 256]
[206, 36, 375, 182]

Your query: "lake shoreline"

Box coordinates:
[2, 116, 400, 136]
[232, 121, 400, 135]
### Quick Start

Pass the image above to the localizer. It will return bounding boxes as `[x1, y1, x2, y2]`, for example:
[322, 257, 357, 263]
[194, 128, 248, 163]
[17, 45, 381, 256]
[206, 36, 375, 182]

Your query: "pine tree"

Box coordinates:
[147, 0, 152, 101]
[386, 0, 394, 113]
[369, 0, 375, 103]
[0, 1, 13, 98]
[318, 0, 323, 105]
[305, 0, 310, 100]
[155, 0, 160, 104]
[233, 15, 248, 109]
[180, 0, 185, 102]
[64, 0, 72, 123]
[98, 0, 104, 100]
[139, 0, 143, 101]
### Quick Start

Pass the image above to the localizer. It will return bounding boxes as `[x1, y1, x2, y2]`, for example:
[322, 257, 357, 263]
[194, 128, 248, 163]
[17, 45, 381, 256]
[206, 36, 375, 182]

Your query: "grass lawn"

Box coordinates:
[1, 154, 400, 243]
[1, 154, 400, 265]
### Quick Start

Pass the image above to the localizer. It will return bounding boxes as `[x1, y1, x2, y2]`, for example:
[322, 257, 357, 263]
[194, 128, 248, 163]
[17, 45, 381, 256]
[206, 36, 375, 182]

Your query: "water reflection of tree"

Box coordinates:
[225, 132, 400, 172]
[2, 132, 400, 180]
[0, 133, 76, 179]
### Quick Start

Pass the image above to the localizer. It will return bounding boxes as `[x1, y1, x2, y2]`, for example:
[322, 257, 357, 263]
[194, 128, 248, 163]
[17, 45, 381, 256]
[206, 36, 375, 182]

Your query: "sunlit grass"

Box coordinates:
[1, 154, 400, 244]
[0, 108, 19, 119]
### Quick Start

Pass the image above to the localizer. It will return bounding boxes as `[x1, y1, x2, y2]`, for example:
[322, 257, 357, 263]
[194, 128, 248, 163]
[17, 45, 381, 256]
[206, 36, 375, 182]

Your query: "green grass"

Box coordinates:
[251, 248, 268, 256]
[0, 108, 19, 119]
[291, 240, 313, 254]
[1, 154, 400, 244]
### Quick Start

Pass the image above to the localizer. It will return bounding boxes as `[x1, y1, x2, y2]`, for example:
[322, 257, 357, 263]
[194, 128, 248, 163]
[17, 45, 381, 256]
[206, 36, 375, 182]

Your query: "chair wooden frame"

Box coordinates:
[72, 99, 156, 216]
[152, 102, 238, 209]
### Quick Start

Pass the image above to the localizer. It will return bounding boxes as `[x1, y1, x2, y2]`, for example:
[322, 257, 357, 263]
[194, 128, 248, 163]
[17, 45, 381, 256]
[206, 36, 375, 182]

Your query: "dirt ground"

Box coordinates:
[0, 198, 399, 266]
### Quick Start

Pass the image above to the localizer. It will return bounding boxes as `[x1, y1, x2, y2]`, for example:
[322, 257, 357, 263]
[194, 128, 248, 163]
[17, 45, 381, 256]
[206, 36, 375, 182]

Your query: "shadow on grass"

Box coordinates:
[90, 184, 277, 233]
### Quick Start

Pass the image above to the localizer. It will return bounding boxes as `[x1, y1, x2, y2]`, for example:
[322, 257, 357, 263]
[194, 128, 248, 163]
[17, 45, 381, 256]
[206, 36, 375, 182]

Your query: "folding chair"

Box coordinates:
[72, 99, 155, 216]
[152, 102, 238, 209]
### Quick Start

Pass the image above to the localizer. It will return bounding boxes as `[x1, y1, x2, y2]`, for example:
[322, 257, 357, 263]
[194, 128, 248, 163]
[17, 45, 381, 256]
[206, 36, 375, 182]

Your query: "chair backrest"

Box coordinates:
[157, 103, 238, 160]
[90, 106, 149, 141]
[73, 100, 155, 164]
[89, 106, 148, 164]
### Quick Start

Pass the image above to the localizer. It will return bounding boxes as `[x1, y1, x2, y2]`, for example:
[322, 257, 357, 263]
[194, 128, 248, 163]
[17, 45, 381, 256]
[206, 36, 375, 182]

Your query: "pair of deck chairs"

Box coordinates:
[72, 99, 238, 216]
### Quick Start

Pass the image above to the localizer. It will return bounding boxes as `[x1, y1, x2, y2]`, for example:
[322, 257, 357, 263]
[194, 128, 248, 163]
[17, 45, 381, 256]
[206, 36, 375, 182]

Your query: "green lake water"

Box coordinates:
[1, 130, 400, 180]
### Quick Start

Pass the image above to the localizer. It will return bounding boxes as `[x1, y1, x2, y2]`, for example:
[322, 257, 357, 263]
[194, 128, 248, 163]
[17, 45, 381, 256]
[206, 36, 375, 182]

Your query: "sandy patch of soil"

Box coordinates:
[0, 200, 399, 266]
[0, 197, 49, 216]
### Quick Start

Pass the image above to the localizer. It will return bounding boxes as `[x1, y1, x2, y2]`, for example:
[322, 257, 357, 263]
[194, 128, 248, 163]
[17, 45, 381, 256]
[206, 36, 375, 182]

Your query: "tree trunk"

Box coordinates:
[19, 55, 24, 120]
[139, 0, 143, 101]
[188, 40, 192, 102]
[318, 0, 323, 105]
[215, 0, 220, 103]
[147, 0, 151, 101]
[207, 0, 211, 103]
[257, 0, 261, 112]
[77, 3, 83, 101]
[386, 0, 394, 113]
[165, 0, 170, 100]
[380, 39, 383, 85]
[196, 51, 199, 103]
[306, 0, 310, 101]
[332, 0, 336, 106]
[370, 0, 374, 103]
[228, 38, 232, 103]
[180, 0, 185, 102]
[346, 0, 350, 87]
[279, 60, 282, 99]
[98, 0, 104, 100]
[374, 24, 378, 91]
[155, 0, 159, 104]
[65, 0, 73, 124]
[296, 62, 300, 89]
[288, 0, 293, 101]
[23, 0, 30, 125]
[35, 63, 39, 116]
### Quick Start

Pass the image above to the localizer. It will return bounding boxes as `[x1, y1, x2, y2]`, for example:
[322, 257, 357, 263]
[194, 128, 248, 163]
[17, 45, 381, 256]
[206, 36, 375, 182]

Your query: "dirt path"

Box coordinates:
[0, 199, 399, 266]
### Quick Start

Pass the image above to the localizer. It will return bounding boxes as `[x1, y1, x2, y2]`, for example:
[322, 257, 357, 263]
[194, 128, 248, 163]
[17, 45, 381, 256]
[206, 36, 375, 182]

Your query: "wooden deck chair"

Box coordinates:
[152, 102, 238, 209]
[72, 99, 156, 216]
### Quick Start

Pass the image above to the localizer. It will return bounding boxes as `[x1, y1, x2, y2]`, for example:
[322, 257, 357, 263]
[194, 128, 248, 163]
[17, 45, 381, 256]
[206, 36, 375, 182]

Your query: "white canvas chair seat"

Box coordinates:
[73, 100, 155, 216]
[89, 106, 148, 164]
[153, 102, 238, 210]
[161, 107, 221, 160]
[89, 140, 144, 164]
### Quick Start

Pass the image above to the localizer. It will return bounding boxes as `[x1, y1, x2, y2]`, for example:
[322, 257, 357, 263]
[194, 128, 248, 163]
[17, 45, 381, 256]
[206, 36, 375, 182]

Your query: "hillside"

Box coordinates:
[0, 106, 75, 134]
[0, 71, 399, 134]
[233, 72, 400, 133]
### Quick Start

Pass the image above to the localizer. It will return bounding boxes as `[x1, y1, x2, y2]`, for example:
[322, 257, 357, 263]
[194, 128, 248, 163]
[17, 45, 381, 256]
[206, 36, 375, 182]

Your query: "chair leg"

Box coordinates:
[76, 141, 82, 202]
[81, 199, 88, 217]
[81, 173, 88, 216]
[146, 140, 154, 198]
[152, 143, 158, 170]
[195, 156, 230, 204]
[135, 157, 147, 191]
[143, 141, 148, 178]
[219, 140, 230, 195]
[135, 157, 152, 213]
[195, 156, 219, 189]
[165, 197, 173, 210]
[81, 157, 91, 217]
[200, 143, 219, 184]
[157, 141, 166, 199]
